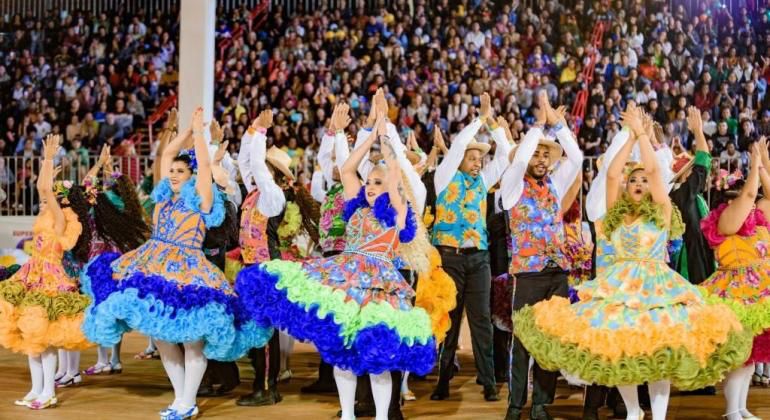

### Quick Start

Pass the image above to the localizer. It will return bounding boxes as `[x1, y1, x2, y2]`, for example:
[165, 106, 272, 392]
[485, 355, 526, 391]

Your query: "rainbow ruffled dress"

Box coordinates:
[0, 208, 92, 355]
[81, 178, 272, 361]
[514, 218, 752, 389]
[701, 204, 770, 363]
[235, 189, 436, 375]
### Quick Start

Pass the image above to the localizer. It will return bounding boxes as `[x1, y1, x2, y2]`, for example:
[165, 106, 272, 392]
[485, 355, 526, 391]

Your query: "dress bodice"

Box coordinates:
[152, 197, 206, 249]
[31, 208, 81, 263]
[343, 207, 399, 260]
[610, 219, 668, 262]
[714, 226, 770, 269]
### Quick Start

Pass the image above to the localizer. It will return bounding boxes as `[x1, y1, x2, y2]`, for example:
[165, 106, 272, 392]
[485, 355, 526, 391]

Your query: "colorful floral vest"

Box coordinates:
[431, 171, 488, 250]
[508, 176, 567, 274]
[239, 189, 270, 265]
[319, 183, 346, 253]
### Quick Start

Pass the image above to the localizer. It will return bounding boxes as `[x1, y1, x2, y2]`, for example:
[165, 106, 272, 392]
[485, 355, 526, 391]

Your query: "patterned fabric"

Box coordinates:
[491, 273, 513, 332]
[239, 189, 270, 265]
[701, 204, 770, 363]
[0, 208, 92, 354]
[508, 176, 567, 274]
[81, 178, 271, 361]
[564, 220, 592, 287]
[594, 222, 615, 278]
[432, 171, 487, 249]
[111, 193, 231, 292]
[235, 196, 435, 375]
[514, 218, 751, 389]
[319, 183, 346, 253]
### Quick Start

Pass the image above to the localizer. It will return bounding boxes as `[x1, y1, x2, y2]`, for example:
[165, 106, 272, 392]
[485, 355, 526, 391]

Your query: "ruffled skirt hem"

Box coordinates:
[235, 260, 436, 375]
[514, 304, 753, 390]
[81, 253, 272, 361]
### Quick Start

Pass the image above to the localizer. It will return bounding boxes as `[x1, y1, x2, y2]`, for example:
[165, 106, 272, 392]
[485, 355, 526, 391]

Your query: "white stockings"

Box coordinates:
[724, 364, 756, 420]
[156, 340, 208, 412]
[334, 367, 392, 420]
[618, 381, 670, 420]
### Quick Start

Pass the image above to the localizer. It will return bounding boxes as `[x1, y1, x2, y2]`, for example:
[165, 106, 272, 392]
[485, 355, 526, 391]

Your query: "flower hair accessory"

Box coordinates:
[623, 162, 645, 180]
[82, 177, 99, 205]
[103, 170, 122, 189]
[53, 180, 74, 204]
[714, 168, 743, 191]
[178, 148, 198, 172]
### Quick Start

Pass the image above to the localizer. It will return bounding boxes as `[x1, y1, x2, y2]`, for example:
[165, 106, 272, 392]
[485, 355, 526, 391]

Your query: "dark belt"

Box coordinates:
[436, 245, 482, 255]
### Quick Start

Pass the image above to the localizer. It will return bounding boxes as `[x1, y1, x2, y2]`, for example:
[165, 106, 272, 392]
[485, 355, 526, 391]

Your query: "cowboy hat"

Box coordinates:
[466, 139, 491, 156]
[508, 136, 563, 168]
[266, 146, 295, 180]
[670, 153, 694, 183]
[211, 165, 236, 195]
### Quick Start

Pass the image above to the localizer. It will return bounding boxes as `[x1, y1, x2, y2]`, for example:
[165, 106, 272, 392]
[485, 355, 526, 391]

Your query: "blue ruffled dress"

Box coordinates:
[81, 178, 272, 360]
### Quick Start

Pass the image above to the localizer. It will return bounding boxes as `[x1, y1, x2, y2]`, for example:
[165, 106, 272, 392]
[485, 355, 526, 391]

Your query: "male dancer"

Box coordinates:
[429, 93, 512, 402]
[501, 94, 583, 420]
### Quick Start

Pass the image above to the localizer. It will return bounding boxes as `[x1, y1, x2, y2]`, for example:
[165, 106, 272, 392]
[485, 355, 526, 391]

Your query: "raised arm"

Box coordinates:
[190, 108, 214, 212]
[434, 119, 483, 194]
[480, 116, 514, 191]
[606, 125, 637, 211]
[38, 135, 66, 234]
[85, 146, 110, 183]
[161, 125, 192, 180]
[586, 128, 630, 221]
[719, 143, 761, 236]
[561, 172, 582, 213]
[323, 102, 352, 186]
[381, 133, 408, 228]
[630, 108, 671, 209]
[342, 116, 382, 199]
[238, 126, 255, 193]
[548, 104, 584, 200]
[248, 110, 286, 217]
[385, 122, 427, 214]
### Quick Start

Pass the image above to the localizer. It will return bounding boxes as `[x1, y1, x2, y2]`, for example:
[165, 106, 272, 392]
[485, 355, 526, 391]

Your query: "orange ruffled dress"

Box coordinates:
[514, 218, 752, 389]
[0, 208, 91, 355]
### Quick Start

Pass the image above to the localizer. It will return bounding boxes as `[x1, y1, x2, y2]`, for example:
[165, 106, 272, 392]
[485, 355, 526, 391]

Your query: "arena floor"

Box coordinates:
[1, 331, 768, 419]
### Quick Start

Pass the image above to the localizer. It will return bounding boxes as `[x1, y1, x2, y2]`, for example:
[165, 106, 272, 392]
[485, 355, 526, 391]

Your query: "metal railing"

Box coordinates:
[0, 0, 263, 18]
[0, 155, 151, 216]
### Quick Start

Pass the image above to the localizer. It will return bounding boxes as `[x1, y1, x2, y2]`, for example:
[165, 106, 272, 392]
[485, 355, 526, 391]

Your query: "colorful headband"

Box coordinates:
[103, 171, 122, 189]
[623, 162, 645, 180]
[53, 180, 74, 205]
[178, 148, 198, 172]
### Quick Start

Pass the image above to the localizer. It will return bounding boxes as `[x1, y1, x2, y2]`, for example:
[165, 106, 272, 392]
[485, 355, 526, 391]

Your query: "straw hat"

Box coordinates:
[466, 139, 491, 156]
[266, 146, 295, 180]
[211, 165, 236, 195]
[508, 136, 563, 168]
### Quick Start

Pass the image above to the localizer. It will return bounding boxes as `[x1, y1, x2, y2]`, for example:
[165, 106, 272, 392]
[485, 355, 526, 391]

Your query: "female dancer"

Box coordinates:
[0, 134, 93, 409]
[77, 146, 150, 379]
[236, 115, 435, 420]
[81, 108, 272, 419]
[513, 105, 751, 420]
[700, 137, 770, 420]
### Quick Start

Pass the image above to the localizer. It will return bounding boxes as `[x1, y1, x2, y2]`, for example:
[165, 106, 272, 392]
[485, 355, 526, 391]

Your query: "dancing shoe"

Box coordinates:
[300, 379, 337, 394]
[530, 405, 554, 420]
[13, 394, 37, 407]
[430, 382, 450, 400]
[483, 385, 500, 401]
[28, 396, 57, 410]
[236, 388, 282, 406]
[83, 363, 110, 376]
[504, 406, 522, 420]
[278, 369, 292, 382]
[56, 373, 82, 388]
[162, 405, 199, 420]
[401, 390, 416, 401]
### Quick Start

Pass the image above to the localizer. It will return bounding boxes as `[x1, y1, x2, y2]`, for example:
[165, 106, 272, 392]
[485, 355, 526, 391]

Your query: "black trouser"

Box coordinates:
[436, 248, 495, 388]
[508, 267, 568, 410]
[202, 247, 240, 390]
[493, 326, 511, 382]
[249, 331, 280, 392]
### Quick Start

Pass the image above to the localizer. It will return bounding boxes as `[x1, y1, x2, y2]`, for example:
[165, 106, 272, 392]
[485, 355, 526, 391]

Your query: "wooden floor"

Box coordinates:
[1, 332, 769, 419]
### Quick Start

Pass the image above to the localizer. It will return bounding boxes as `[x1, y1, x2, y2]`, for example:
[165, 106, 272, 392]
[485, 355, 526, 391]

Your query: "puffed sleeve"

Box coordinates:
[59, 207, 83, 251]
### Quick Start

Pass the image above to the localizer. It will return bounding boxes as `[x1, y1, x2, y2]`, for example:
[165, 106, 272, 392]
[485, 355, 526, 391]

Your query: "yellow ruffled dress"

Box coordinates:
[0, 208, 91, 355]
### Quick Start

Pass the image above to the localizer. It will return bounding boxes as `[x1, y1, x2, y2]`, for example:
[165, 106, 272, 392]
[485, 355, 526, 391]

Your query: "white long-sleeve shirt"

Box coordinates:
[434, 118, 512, 196]
[501, 124, 583, 210]
[237, 129, 286, 217]
[586, 128, 629, 222]
[208, 143, 242, 206]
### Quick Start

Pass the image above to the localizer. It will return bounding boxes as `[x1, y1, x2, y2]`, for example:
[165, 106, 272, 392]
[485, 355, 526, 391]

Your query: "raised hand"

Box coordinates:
[433, 127, 447, 151]
[479, 92, 492, 120]
[167, 108, 178, 130]
[550, 105, 568, 126]
[686, 106, 702, 134]
[750, 142, 761, 169]
[42, 134, 60, 160]
[621, 105, 644, 138]
[375, 88, 388, 118]
[192, 107, 205, 134]
[758, 136, 769, 165]
[214, 140, 229, 164]
[253, 109, 274, 130]
[330, 103, 352, 132]
[210, 120, 224, 143]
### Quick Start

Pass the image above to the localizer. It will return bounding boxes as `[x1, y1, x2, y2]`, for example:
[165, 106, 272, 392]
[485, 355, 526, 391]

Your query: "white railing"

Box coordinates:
[0, 155, 152, 216]
[0, 0, 263, 18]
